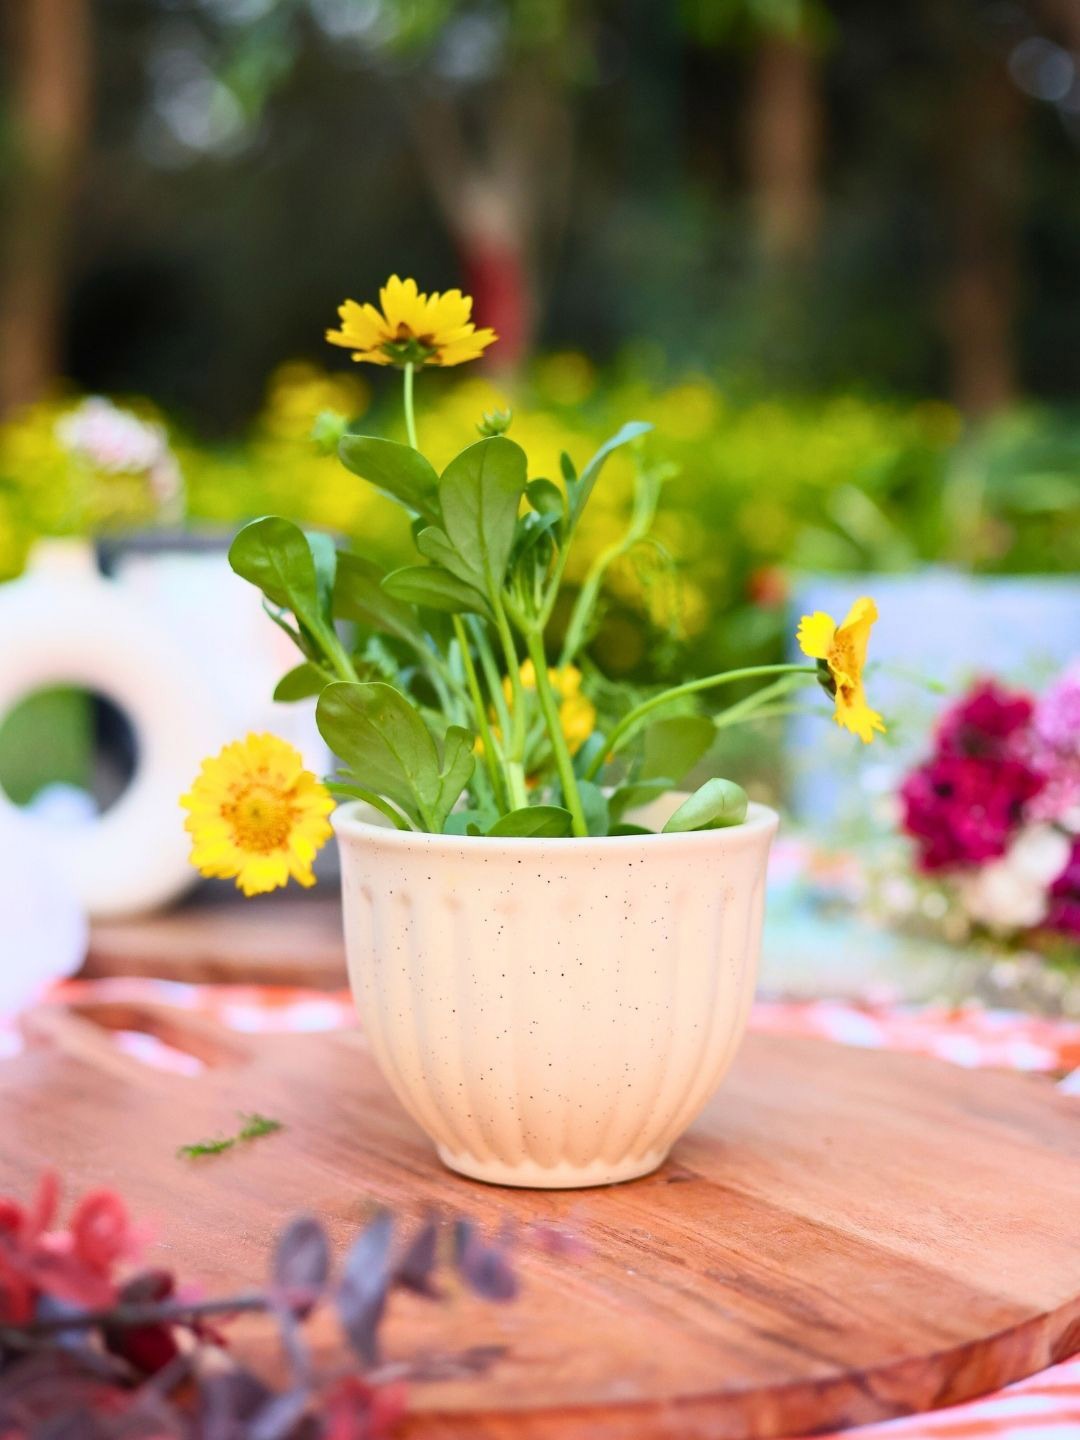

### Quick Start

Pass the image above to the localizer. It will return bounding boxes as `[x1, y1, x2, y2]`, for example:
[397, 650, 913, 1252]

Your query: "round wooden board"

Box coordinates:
[86, 893, 347, 988]
[2, 1000, 1079, 1439]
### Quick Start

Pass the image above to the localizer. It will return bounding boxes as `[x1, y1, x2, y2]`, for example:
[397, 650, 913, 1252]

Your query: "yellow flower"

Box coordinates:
[797, 597, 886, 744]
[325, 275, 497, 369]
[507, 660, 597, 755]
[181, 733, 334, 896]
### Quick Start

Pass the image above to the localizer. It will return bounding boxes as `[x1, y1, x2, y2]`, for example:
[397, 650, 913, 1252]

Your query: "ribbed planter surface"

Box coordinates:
[333, 799, 778, 1188]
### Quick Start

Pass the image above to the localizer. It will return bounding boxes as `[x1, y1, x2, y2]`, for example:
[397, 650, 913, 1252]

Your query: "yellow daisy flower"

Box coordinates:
[508, 660, 597, 755]
[797, 597, 886, 744]
[325, 275, 497, 369]
[181, 733, 334, 897]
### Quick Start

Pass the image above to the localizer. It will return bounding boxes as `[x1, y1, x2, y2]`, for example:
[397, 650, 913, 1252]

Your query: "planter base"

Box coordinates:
[435, 1144, 669, 1189]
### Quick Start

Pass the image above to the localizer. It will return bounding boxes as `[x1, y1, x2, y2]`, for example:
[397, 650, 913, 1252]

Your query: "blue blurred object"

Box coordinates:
[786, 568, 1080, 825]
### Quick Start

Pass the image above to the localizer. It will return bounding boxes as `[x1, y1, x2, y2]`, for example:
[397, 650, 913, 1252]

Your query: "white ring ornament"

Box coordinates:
[0, 543, 225, 918]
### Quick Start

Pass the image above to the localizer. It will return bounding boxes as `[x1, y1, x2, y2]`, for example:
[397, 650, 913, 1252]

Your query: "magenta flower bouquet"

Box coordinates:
[899, 669, 1080, 947]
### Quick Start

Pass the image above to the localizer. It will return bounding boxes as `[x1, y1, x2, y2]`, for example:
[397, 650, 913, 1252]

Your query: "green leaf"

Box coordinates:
[574, 732, 608, 778]
[641, 716, 717, 783]
[326, 779, 413, 830]
[382, 565, 492, 619]
[439, 436, 527, 595]
[229, 517, 320, 627]
[306, 530, 337, 620]
[610, 823, 653, 836]
[486, 806, 574, 838]
[273, 662, 328, 702]
[332, 552, 426, 647]
[414, 525, 483, 589]
[662, 778, 748, 834]
[317, 681, 442, 829]
[567, 422, 652, 528]
[608, 777, 674, 824]
[434, 725, 476, 830]
[338, 435, 441, 522]
[443, 808, 485, 836]
[577, 779, 610, 838]
[526, 478, 565, 522]
[262, 600, 313, 659]
[237, 1112, 283, 1140]
[513, 507, 561, 561]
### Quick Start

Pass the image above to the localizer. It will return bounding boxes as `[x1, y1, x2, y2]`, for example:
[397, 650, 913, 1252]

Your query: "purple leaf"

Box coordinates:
[249, 1386, 311, 1440]
[33, 1412, 110, 1440]
[198, 1366, 275, 1440]
[453, 1223, 518, 1303]
[394, 1217, 440, 1299]
[336, 1211, 393, 1367]
[271, 1215, 330, 1316]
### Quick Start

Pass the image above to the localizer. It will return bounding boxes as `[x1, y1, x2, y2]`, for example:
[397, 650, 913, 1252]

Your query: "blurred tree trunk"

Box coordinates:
[745, 32, 823, 264]
[1037, 0, 1080, 52]
[408, 64, 573, 375]
[938, 51, 1023, 416]
[0, 0, 92, 415]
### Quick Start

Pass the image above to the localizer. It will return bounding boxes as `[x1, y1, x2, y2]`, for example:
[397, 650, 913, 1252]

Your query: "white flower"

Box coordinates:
[57, 397, 166, 473]
[54, 396, 185, 522]
[959, 825, 1071, 934]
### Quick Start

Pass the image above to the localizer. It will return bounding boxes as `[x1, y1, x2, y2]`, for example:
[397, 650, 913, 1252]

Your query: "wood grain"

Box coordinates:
[85, 893, 347, 988]
[2, 1001, 1078, 1439]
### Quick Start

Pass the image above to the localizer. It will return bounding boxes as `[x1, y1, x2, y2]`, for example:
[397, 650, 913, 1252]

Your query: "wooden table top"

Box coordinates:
[2, 997, 1078, 1438]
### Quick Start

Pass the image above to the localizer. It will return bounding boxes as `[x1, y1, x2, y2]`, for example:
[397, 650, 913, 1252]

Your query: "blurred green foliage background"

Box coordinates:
[1, 0, 1078, 680]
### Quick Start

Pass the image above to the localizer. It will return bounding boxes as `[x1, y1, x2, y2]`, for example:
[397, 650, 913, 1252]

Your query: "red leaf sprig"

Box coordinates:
[0, 1173, 575, 1440]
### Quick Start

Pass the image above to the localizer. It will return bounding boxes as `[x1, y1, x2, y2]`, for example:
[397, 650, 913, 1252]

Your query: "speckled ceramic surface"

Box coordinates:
[332, 797, 779, 1189]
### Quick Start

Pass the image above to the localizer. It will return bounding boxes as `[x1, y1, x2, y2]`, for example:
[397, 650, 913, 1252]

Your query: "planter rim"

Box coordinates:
[332, 798, 779, 853]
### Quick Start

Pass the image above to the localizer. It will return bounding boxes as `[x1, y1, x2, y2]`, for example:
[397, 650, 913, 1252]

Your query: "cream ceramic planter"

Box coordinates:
[333, 797, 778, 1189]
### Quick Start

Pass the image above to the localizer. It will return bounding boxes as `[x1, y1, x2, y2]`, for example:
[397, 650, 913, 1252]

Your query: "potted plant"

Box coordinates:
[182, 275, 885, 1188]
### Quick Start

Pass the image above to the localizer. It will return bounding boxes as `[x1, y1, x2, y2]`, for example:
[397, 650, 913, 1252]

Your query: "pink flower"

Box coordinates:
[900, 752, 1044, 872]
[321, 1377, 408, 1440]
[1028, 664, 1080, 824]
[1045, 837, 1080, 938]
[0, 1175, 139, 1323]
[1034, 664, 1080, 757]
[936, 679, 1035, 758]
[71, 1190, 141, 1276]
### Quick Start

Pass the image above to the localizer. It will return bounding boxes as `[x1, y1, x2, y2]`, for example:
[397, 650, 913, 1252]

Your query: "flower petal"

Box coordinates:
[796, 611, 836, 660]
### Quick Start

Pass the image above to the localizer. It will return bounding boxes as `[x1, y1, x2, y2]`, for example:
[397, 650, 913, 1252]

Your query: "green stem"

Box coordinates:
[538, 543, 572, 629]
[585, 664, 818, 781]
[470, 618, 512, 737]
[492, 595, 529, 807]
[709, 673, 805, 730]
[558, 471, 659, 665]
[453, 616, 508, 811]
[525, 628, 589, 837]
[558, 541, 615, 666]
[715, 702, 819, 727]
[318, 625, 359, 683]
[402, 362, 419, 450]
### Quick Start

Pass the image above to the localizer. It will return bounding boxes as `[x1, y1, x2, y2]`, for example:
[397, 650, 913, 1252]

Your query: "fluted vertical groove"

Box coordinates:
[335, 805, 778, 1189]
[349, 879, 424, 1136]
[407, 885, 472, 1157]
[614, 881, 681, 1166]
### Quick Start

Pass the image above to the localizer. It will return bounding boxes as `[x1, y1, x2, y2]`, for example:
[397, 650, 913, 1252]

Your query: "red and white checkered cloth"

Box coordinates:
[4, 978, 1080, 1439]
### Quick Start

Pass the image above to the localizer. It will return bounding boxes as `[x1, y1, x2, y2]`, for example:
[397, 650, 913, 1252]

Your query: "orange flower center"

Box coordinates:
[828, 636, 859, 703]
[223, 783, 294, 853]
